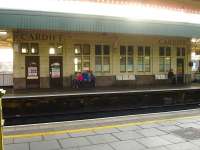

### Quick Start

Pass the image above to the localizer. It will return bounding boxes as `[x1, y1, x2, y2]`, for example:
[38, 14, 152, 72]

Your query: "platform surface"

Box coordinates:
[3, 84, 200, 99]
[4, 108, 200, 150]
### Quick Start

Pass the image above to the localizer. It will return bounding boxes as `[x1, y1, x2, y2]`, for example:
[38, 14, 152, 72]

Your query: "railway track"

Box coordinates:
[3, 88, 200, 125]
[4, 102, 200, 126]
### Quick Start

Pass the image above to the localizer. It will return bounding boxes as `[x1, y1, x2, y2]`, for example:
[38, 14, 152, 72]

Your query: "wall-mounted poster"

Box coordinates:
[51, 63, 60, 78]
[27, 66, 38, 79]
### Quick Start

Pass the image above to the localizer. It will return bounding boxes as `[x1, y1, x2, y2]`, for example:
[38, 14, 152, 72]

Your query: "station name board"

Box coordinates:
[14, 32, 63, 42]
[158, 39, 189, 46]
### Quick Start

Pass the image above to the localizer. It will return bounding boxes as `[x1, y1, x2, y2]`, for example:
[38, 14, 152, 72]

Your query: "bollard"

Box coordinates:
[0, 89, 6, 150]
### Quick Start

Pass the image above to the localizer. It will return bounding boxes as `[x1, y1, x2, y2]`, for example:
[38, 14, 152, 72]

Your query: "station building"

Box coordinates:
[0, 0, 200, 89]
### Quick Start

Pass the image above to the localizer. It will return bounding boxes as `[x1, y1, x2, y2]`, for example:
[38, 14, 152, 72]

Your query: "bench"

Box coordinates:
[116, 74, 136, 80]
[80, 80, 95, 88]
[155, 74, 168, 80]
[71, 75, 95, 89]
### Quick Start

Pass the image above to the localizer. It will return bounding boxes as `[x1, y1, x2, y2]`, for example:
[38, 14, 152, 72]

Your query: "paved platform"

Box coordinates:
[3, 84, 200, 99]
[4, 108, 200, 150]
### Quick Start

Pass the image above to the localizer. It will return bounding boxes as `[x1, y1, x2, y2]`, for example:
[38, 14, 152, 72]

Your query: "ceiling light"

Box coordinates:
[49, 47, 55, 54]
[57, 45, 63, 49]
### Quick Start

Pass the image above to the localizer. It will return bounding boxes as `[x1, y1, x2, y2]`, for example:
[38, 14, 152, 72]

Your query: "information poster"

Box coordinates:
[51, 63, 60, 78]
[27, 67, 38, 79]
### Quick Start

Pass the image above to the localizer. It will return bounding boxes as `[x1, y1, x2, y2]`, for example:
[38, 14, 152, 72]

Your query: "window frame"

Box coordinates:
[74, 44, 91, 72]
[20, 42, 40, 54]
[30, 43, 39, 54]
[177, 47, 186, 57]
[95, 44, 110, 73]
[120, 45, 134, 73]
[137, 46, 151, 72]
[20, 43, 29, 54]
[159, 47, 171, 73]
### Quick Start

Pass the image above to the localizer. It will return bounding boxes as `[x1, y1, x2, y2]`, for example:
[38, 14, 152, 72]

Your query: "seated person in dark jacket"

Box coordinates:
[72, 72, 77, 88]
[168, 69, 175, 84]
[89, 70, 96, 87]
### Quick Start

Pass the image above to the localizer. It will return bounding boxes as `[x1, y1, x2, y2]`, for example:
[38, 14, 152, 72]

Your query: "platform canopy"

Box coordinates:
[0, 0, 200, 38]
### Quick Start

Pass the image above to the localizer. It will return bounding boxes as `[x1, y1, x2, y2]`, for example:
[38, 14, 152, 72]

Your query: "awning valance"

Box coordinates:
[0, 9, 200, 38]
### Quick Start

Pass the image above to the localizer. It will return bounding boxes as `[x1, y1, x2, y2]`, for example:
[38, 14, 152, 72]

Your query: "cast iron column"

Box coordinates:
[0, 89, 6, 150]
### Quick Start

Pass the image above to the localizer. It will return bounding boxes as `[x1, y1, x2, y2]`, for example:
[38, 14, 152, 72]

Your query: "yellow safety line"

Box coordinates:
[4, 115, 200, 139]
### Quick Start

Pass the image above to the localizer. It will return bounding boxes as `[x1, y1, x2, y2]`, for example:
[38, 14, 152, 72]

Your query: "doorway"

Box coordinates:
[177, 58, 184, 84]
[25, 56, 40, 88]
[49, 56, 63, 88]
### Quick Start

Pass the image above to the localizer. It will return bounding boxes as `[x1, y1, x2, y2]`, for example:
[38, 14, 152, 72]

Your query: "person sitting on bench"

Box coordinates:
[88, 70, 96, 87]
[82, 70, 89, 82]
[72, 72, 78, 88]
[168, 68, 175, 84]
[77, 72, 83, 88]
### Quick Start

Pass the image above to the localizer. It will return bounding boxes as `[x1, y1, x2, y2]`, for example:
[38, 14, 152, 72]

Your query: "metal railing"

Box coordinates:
[0, 73, 13, 87]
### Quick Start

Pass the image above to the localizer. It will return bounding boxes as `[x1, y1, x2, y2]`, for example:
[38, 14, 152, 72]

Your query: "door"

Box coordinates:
[25, 56, 40, 88]
[177, 58, 184, 84]
[49, 56, 63, 88]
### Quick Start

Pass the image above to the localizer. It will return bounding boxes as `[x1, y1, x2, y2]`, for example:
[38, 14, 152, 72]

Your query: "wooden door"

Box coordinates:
[25, 56, 40, 88]
[49, 56, 63, 88]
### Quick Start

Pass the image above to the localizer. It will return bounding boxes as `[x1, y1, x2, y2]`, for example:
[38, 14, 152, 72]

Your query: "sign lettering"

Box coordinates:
[14, 32, 63, 42]
[158, 39, 188, 46]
